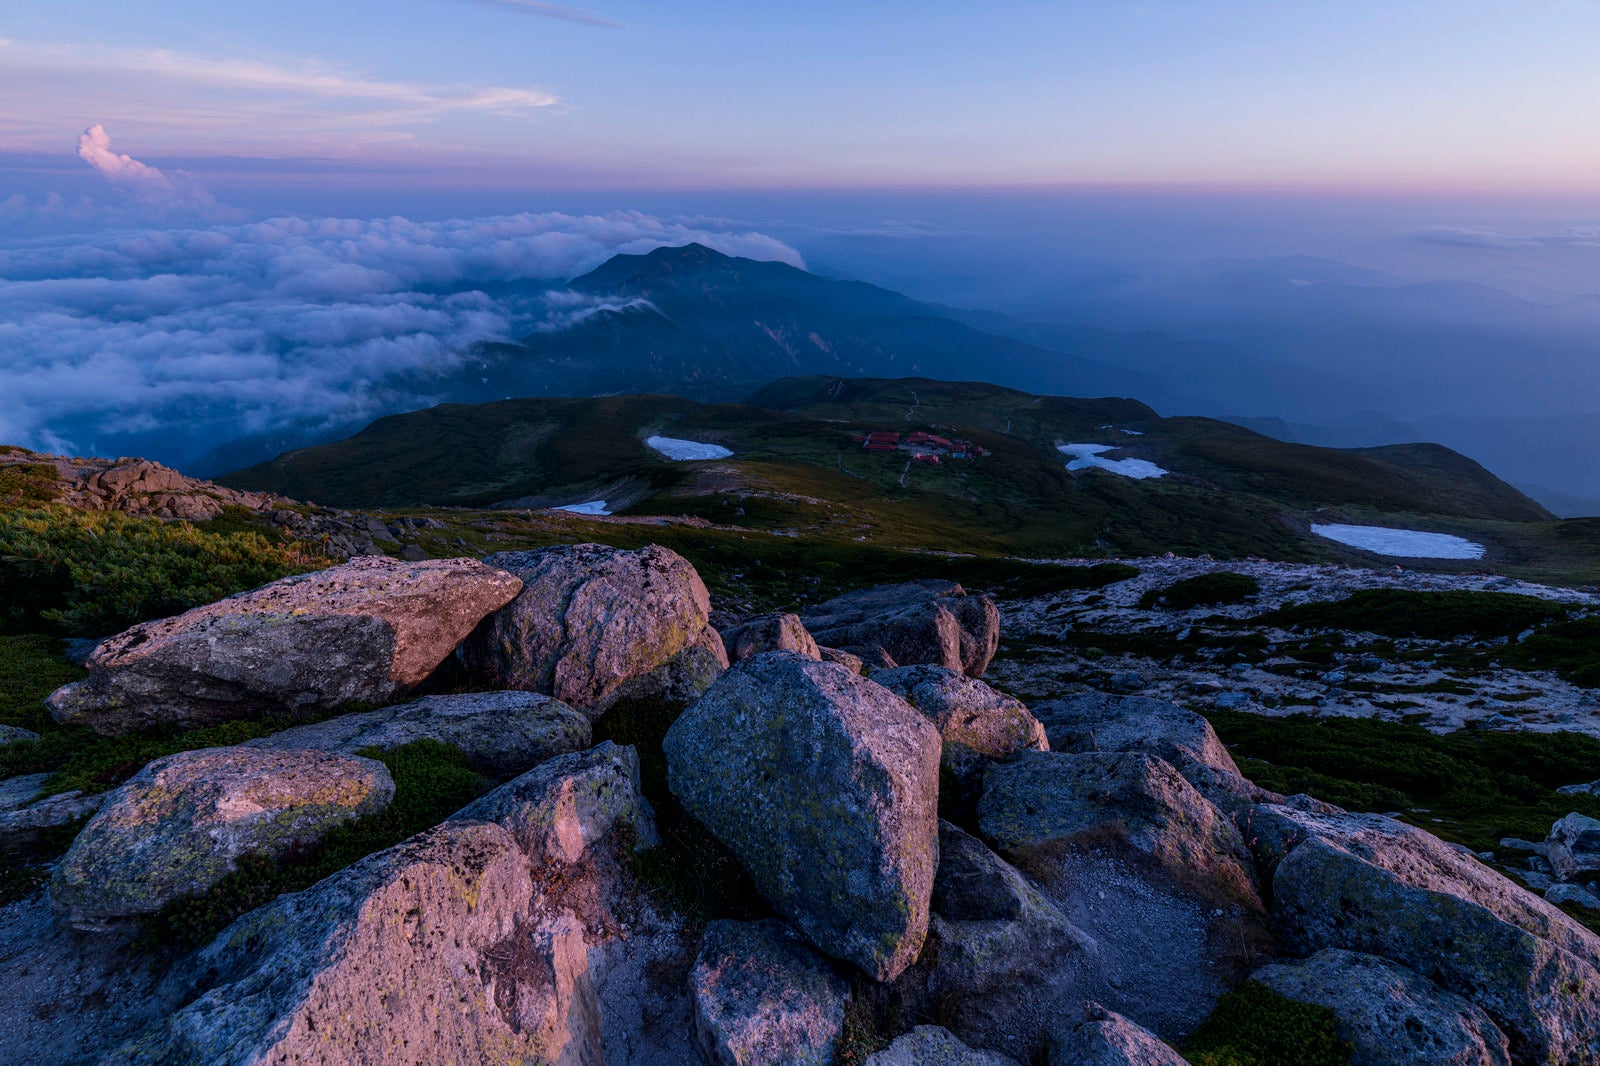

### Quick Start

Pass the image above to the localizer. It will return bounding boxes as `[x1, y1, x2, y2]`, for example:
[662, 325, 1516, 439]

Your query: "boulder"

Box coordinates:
[874, 666, 1047, 760]
[978, 751, 1258, 906]
[452, 741, 659, 864]
[104, 742, 658, 1066]
[1029, 691, 1239, 778]
[665, 652, 942, 981]
[838, 644, 898, 671]
[1048, 1003, 1189, 1066]
[51, 747, 393, 930]
[933, 821, 1035, 922]
[0, 724, 38, 745]
[245, 690, 590, 777]
[459, 543, 715, 715]
[690, 919, 849, 1066]
[720, 613, 822, 662]
[817, 647, 864, 674]
[802, 581, 1000, 678]
[1253, 949, 1512, 1066]
[1248, 799, 1600, 1064]
[1547, 883, 1600, 911]
[603, 623, 730, 709]
[47, 557, 523, 735]
[1546, 812, 1600, 882]
[866, 1026, 1020, 1066]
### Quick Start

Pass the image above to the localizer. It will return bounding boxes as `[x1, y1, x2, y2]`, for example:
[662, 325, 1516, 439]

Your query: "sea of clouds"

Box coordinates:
[0, 127, 802, 470]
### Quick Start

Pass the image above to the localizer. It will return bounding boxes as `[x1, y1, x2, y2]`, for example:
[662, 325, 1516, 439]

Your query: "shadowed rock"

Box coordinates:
[691, 919, 848, 1066]
[721, 613, 822, 662]
[1248, 798, 1600, 1064]
[46, 557, 523, 735]
[665, 652, 942, 981]
[245, 690, 591, 777]
[1546, 812, 1600, 882]
[51, 747, 393, 931]
[802, 580, 1000, 678]
[866, 1026, 1021, 1065]
[459, 543, 716, 716]
[1253, 949, 1512, 1066]
[875, 665, 1047, 760]
[1030, 691, 1238, 777]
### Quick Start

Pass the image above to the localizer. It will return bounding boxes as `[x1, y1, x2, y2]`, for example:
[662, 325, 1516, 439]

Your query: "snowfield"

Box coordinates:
[552, 500, 612, 516]
[1058, 443, 1168, 480]
[1311, 523, 1484, 559]
[646, 435, 734, 460]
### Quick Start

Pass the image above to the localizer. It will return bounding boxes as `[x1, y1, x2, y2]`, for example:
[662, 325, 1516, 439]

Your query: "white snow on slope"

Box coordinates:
[1059, 443, 1168, 480]
[646, 435, 734, 460]
[1312, 523, 1484, 559]
[553, 500, 611, 515]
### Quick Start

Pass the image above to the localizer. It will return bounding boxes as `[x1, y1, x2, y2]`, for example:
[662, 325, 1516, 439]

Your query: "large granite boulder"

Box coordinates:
[47, 557, 523, 735]
[1546, 812, 1600, 882]
[873, 666, 1046, 760]
[1048, 1003, 1189, 1066]
[1253, 949, 1512, 1066]
[691, 919, 849, 1066]
[51, 747, 393, 931]
[459, 543, 717, 715]
[801, 581, 1000, 678]
[867, 1026, 1020, 1066]
[978, 750, 1258, 906]
[665, 652, 942, 981]
[1029, 691, 1239, 778]
[1249, 799, 1600, 1064]
[103, 742, 657, 1066]
[245, 691, 590, 777]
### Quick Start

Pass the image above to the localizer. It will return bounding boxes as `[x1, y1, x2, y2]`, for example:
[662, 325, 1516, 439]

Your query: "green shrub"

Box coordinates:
[0, 633, 85, 732]
[140, 739, 489, 949]
[1505, 615, 1600, 687]
[1184, 981, 1348, 1066]
[1259, 589, 1566, 640]
[1139, 571, 1260, 611]
[0, 462, 60, 509]
[0, 507, 318, 635]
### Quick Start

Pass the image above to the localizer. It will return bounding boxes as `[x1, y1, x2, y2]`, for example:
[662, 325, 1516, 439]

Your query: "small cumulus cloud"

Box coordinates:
[76, 124, 225, 216]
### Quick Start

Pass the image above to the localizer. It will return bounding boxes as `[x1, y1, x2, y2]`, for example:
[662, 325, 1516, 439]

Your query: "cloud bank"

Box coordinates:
[0, 204, 803, 469]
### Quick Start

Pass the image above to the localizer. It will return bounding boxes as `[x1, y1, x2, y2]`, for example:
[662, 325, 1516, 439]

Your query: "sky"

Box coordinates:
[7, 1, 1600, 196]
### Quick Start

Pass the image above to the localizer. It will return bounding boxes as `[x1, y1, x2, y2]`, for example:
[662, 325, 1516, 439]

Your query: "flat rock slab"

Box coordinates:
[802, 580, 1000, 678]
[460, 543, 715, 715]
[1253, 949, 1512, 1066]
[666, 652, 942, 981]
[691, 919, 848, 1066]
[51, 746, 393, 930]
[246, 690, 590, 777]
[47, 556, 523, 735]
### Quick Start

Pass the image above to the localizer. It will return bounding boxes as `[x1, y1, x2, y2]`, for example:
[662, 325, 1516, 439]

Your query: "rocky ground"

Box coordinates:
[991, 555, 1600, 738]
[4, 546, 1600, 1064]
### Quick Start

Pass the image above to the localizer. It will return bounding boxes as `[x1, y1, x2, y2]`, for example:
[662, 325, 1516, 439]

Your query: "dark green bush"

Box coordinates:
[140, 739, 489, 949]
[0, 507, 317, 635]
[1184, 981, 1348, 1065]
[1505, 615, 1600, 687]
[1139, 571, 1260, 611]
[0, 633, 85, 732]
[1259, 589, 1566, 640]
[0, 462, 60, 509]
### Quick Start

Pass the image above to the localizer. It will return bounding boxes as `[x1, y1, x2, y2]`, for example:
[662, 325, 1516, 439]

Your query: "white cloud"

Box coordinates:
[471, 1, 623, 28]
[0, 210, 804, 466]
[1412, 226, 1600, 250]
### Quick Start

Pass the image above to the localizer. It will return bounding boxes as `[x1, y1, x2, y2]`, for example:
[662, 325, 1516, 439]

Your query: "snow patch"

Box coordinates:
[1311, 523, 1484, 560]
[552, 500, 611, 516]
[1059, 443, 1168, 480]
[646, 435, 733, 461]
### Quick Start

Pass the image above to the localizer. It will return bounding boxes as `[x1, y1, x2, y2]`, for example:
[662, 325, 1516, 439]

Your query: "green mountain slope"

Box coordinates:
[224, 375, 1554, 566]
